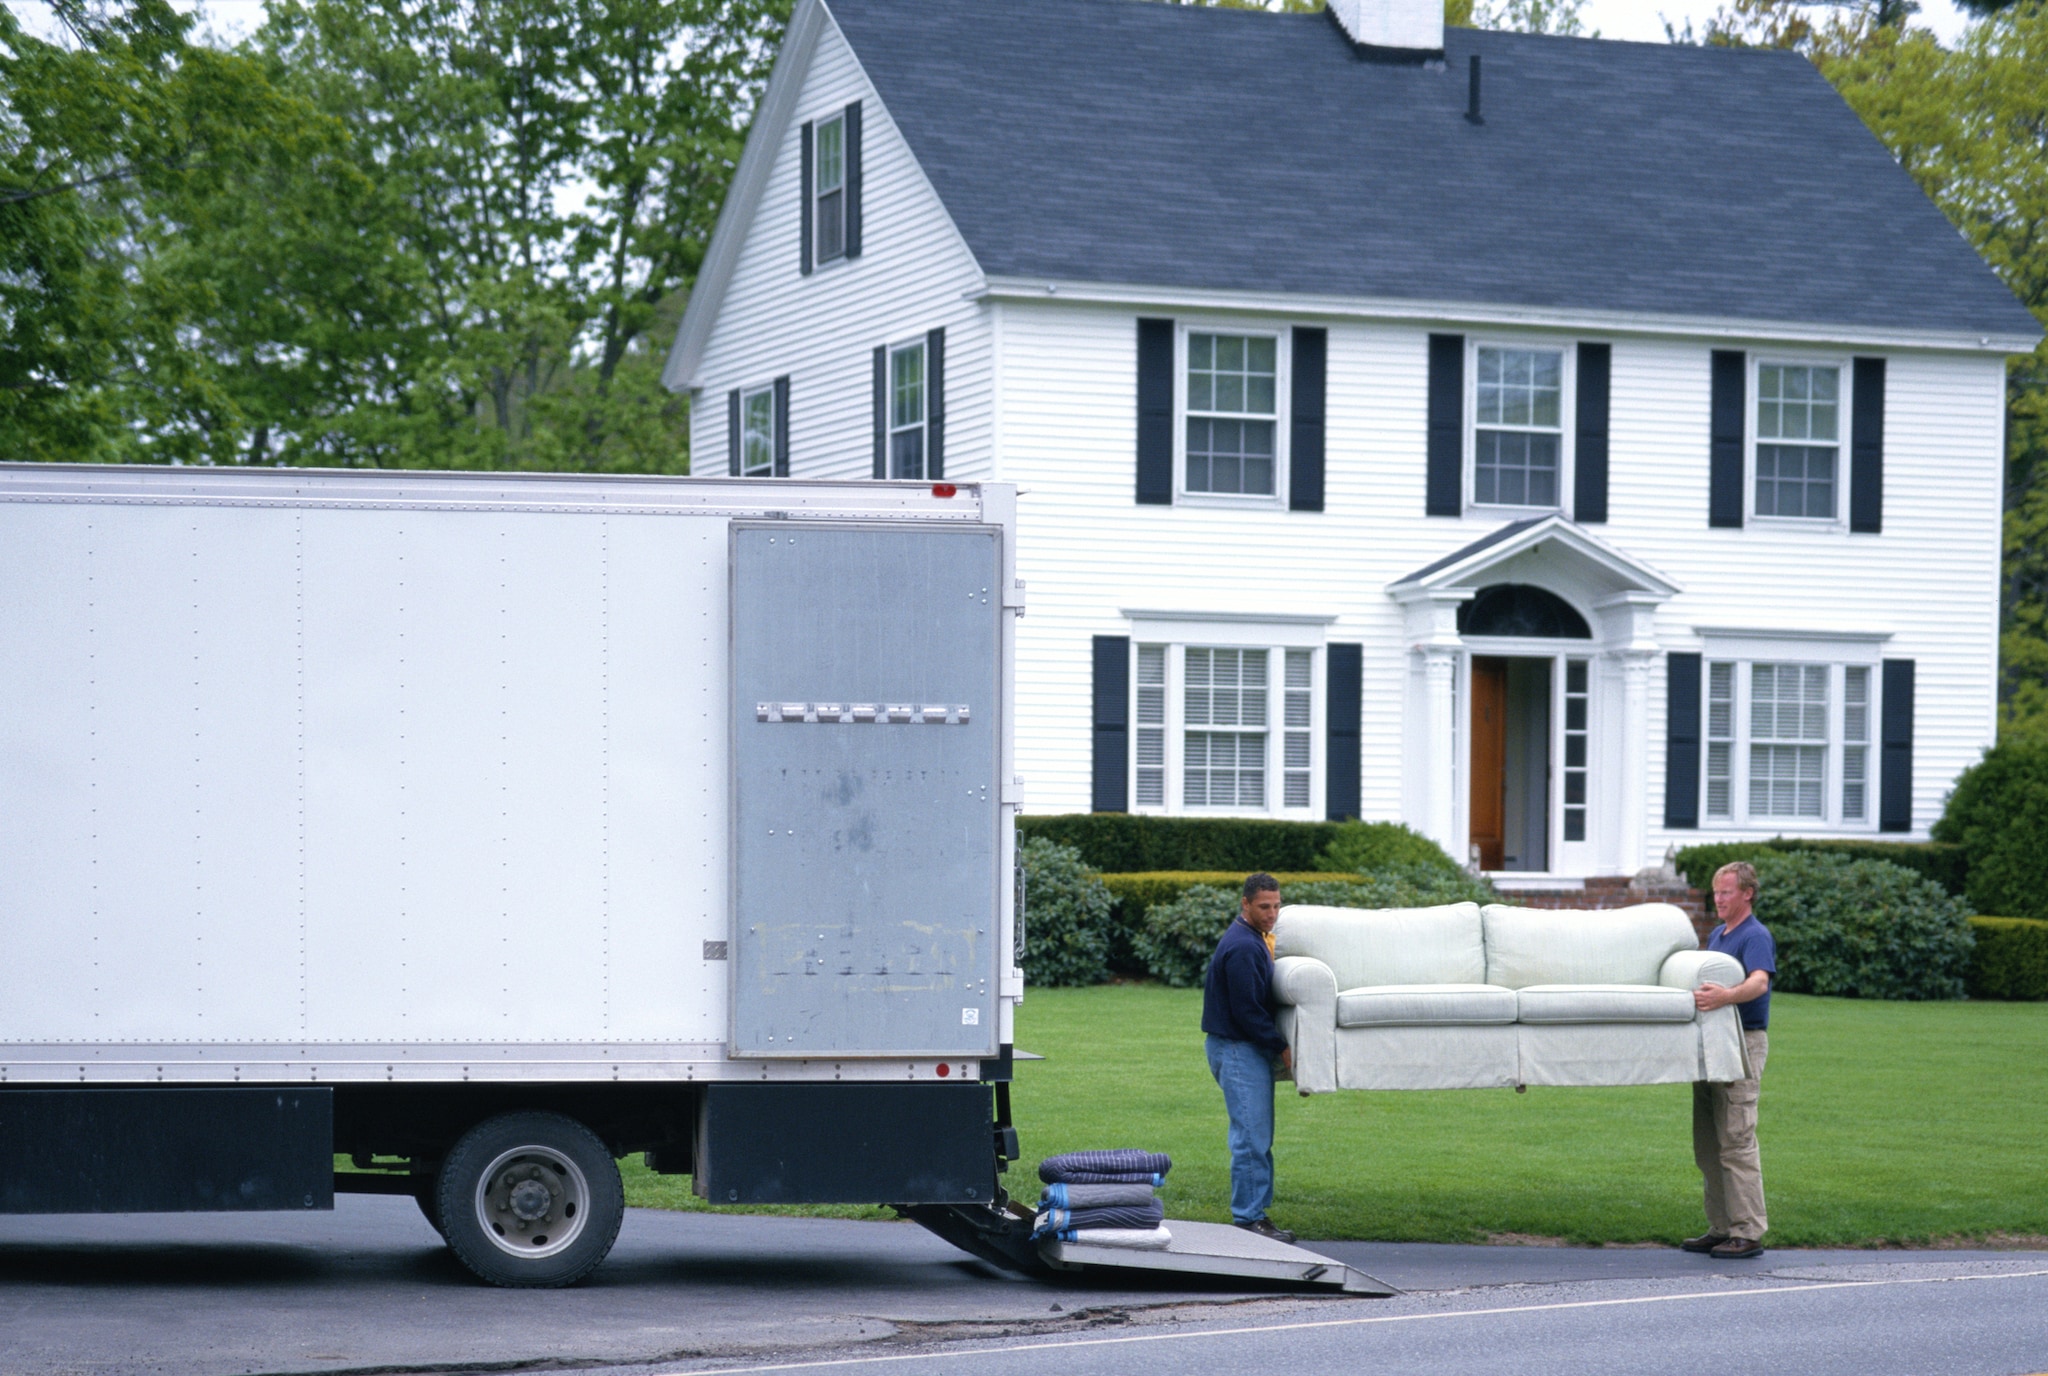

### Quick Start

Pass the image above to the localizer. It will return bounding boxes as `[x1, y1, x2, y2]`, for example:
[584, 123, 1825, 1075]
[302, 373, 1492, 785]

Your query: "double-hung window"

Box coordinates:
[814, 114, 846, 264]
[1754, 362, 1840, 519]
[739, 385, 776, 477]
[1184, 333, 1278, 497]
[1132, 641, 1319, 815]
[889, 340, 926, 479]
[1702, 655, 1876, 828]
[1473, 345, 1564, 508]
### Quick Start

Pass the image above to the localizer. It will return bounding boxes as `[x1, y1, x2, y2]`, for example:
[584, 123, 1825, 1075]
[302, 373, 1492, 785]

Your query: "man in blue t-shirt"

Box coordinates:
[1685, 860, 1778, 1260]
[1201, 873, 1295, 1244]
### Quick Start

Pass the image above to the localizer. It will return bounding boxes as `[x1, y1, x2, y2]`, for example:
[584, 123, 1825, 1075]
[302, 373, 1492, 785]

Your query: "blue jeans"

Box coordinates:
[1206, 1034, 1277, 1224]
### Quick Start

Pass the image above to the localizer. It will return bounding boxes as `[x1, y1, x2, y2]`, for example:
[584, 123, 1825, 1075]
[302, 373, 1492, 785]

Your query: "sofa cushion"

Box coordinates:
[1515, 984, 1697, 1024]
[1275, 903, 1485, 989]
[1336, 984, 1518, 1027]
[1481, 903, 1700, 989]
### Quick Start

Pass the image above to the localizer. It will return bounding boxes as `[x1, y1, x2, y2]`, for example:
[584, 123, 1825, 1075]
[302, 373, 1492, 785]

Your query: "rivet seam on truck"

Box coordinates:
[755, 702, 970, 724]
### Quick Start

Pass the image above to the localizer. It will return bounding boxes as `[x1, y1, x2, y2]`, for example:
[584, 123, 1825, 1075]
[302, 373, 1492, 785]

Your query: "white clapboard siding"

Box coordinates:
[688, 12, 991, 483]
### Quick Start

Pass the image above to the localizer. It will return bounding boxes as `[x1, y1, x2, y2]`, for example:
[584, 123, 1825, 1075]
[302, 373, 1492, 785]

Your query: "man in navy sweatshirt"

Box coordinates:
[1201, 872, 1295, 1244]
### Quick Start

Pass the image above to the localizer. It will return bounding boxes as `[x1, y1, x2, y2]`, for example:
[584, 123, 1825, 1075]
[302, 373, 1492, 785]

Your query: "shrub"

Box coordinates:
[1099, 871, 1354, 933]
[1131, 868, 1498, 988]
[1314, 820, 1463, 877]
[1015, 814, 1342, 873]
[1675, 838, 1967, 898]
[1934, 740, 2048, 920]
[1017, 837, 1115, 988]
[1966, 917, 2048, 1000]
[1747, 852, 1974, 1001]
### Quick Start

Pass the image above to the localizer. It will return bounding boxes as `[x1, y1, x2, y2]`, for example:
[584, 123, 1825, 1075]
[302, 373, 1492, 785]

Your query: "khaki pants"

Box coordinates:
[1693, 1029, 1768, 1241]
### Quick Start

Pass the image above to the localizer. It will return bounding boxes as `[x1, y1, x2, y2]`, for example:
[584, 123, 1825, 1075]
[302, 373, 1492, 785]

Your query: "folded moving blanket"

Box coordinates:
[1038, 1150, 1173, 1186]
[1049, 1225, 1173, 1250]
[1033, 1199, 1167, 1237]
[1040, 1182, 1158, 1210]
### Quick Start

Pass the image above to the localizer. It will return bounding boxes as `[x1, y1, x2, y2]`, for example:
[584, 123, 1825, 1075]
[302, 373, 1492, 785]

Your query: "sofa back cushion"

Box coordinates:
[1481, 904, 1699, 989]
[1274, 903, 1485, 989]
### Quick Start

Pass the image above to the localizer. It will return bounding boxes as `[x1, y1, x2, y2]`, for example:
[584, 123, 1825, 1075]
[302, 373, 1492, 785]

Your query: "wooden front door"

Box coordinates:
[1469, 656, 1507, 871]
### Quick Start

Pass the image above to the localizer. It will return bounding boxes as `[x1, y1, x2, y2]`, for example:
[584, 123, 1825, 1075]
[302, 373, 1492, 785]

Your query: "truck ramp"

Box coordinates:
[901, 1205, 1395, 1296]
[1040, 1220, 1393, 1294]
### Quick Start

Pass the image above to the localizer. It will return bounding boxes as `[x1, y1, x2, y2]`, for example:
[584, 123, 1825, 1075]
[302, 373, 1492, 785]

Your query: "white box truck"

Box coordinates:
[0, 464, 1027, 1286]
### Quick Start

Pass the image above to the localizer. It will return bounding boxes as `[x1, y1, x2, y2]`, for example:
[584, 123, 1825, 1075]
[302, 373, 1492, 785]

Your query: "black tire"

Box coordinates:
[435, 1112, 624, 1288]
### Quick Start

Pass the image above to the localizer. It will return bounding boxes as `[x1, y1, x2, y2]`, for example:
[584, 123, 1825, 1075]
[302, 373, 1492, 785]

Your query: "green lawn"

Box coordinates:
[623, 988, 2048, 1247]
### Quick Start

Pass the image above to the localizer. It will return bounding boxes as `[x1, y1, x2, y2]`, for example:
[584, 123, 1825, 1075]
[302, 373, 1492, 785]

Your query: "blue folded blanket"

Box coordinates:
[1040, 1182, 1157, 1210]
[1038, 1149, 1173, 1186]
[1033, 1199, 1167, 1237]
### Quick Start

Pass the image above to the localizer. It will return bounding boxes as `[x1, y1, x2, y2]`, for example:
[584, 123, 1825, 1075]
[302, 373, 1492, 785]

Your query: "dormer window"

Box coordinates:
[814, 114, 846, 264]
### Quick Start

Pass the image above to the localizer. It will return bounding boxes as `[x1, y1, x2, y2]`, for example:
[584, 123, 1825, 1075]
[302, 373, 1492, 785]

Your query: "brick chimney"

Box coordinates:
[1327, 0, 1444, 57]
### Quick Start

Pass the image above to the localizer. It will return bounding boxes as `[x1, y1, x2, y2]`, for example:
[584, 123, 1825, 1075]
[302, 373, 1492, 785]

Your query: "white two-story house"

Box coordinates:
[664, 0, 2040, 880]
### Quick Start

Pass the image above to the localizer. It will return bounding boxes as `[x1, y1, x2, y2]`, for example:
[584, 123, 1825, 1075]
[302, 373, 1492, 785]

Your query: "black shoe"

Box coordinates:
[1236, 1218, 1297, 1245]
[1681, 1232, 1730, 1253]
[1710, 1237, 1765, 1259]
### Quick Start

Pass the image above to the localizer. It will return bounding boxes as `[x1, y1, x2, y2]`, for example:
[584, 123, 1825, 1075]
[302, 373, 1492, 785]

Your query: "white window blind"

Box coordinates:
[1135, 645, 1166, 808]
[1184, 647, 1267, 808]
[1749, 662, 1829, 817]
[1842, 664, 1870, 821]
[1706, 661, 1735, 819]
[1284, 649, 1312, 808]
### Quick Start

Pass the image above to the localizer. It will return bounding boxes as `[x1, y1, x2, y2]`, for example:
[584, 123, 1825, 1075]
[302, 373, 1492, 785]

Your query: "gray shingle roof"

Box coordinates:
[828, 0, 2037, 340]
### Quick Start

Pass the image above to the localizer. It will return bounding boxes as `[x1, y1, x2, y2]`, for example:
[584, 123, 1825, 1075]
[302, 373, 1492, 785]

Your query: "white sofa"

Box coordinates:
[1271, 902, 1751, 1094]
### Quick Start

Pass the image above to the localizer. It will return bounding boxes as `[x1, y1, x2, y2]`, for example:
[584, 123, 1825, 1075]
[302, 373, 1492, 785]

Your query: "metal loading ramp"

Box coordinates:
[1040, 1220, 1394, 1295]
[901, 1206, 1395, 1296]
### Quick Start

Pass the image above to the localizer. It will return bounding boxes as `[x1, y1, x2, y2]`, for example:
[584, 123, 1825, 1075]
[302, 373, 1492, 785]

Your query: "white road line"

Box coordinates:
[673, 1267, 2048, 1376]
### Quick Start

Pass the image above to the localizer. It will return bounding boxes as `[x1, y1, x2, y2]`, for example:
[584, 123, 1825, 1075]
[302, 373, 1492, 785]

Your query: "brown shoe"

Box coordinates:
[1681, 1232, 1730, 1253]
[1710, 1237, 1765, 1259]
[1236, 1218, 1298, 1245]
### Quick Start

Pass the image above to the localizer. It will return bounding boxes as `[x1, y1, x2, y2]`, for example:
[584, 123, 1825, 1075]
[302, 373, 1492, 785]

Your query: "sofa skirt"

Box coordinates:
[1321, 1005, 1749, 1093]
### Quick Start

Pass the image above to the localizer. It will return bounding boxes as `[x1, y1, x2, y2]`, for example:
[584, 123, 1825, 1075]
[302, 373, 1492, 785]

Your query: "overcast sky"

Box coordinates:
[6, 0, 1986, 48]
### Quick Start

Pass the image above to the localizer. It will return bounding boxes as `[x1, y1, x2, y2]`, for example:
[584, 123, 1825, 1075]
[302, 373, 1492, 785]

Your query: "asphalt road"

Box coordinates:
[2, 1196, 2043, 1376]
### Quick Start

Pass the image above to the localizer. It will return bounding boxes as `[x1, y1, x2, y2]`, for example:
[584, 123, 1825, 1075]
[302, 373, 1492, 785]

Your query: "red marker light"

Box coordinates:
[932, 483, 958, 498]
[936, 1062, 951, 1077]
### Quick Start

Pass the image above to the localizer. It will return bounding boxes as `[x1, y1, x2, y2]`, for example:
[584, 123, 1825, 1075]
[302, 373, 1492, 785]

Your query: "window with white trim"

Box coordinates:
[1701, 656, 1876, 828]
[1754, 362, 1839, 519]
[740, 385, 775, 477]
[814, 113, 846, 264]
[1562, 658, 1589, 842]
[1184, 333, 1278, 497]
[889, 340, 926, 479]
[1473, 344, 1564, 508]
[1131, 642, 1319, 815]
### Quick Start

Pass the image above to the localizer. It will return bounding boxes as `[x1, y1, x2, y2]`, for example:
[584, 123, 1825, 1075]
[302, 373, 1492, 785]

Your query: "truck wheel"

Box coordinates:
[436, 1112, 624, 1288]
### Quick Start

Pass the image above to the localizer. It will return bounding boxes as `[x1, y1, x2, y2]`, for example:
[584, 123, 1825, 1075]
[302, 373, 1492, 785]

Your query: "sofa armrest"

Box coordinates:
[1659, 949, 1746, 991]
[1273, 956, 1338, 1095]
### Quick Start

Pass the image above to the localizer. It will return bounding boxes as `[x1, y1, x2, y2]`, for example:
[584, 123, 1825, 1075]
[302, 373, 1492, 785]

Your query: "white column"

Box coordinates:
[1617, 648, 1656, 875]
[1394, 587, 1471, 858]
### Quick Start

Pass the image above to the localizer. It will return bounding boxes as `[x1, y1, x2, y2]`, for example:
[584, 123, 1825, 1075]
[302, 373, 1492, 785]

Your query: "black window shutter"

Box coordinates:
[1426, 334, 1463, 516]
[1326, 642, 1362, 821]
[1851, 356, 1885, 534]
[1664, 652, 1702, 829]
[1880, 658, 1915, 832]
[772, 375, 790, 477]
[1091, 636, 1130, 813]
[926, 327, 945, 480]
[1709, 350, 1745, 528]
[1136, 318, 1174, 505]
[727, 389, 741, 476]
[871, 345, 886, 479]
[1574, 342, 1610, 523]
[1290, 326, 1327, 513]
[799, 121, 814, 277]
[843, 101, 862, 260]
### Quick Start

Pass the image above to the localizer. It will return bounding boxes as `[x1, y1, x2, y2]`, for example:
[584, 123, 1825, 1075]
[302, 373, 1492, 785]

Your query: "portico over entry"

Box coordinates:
[1390, 515, 1679, 880]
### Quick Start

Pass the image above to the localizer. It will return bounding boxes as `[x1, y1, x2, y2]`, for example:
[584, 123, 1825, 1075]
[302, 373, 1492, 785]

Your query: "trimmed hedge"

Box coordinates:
[1099, 871, 1355, 933]
[1934, 740, 2048, 920]
[1016, 837, 1115, 988]
[1966, 917, 2048, 1001]
[1676, 838, 1967, 898]
[1315, 820, 1464, 877]
[1748, 852, 1973, 1001]
[1132, 869, 1499, 988]
[1016, 814, 1343, 874]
